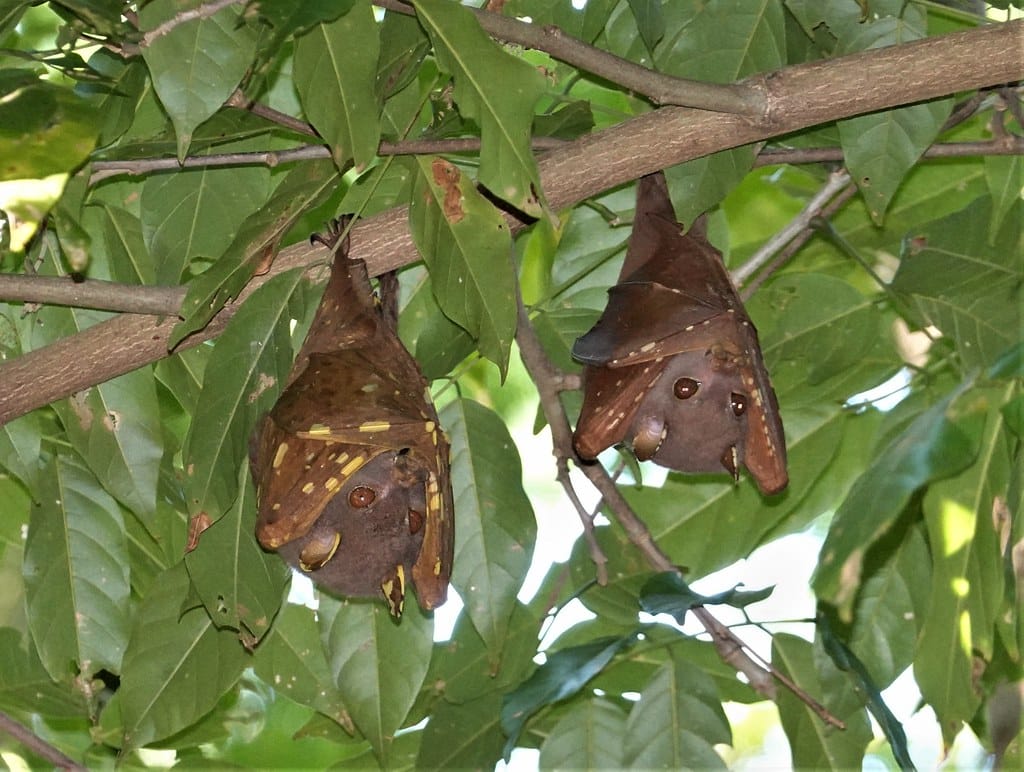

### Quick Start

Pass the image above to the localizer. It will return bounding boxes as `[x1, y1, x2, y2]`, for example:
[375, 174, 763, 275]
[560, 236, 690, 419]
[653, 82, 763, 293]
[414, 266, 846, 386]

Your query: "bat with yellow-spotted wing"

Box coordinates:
[250, 221, 453, 615]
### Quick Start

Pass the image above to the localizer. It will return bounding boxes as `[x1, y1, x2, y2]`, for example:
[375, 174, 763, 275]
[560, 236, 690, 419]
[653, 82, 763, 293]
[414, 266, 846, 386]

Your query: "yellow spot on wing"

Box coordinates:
[307, 423, 331, 435]
[325, 477, 340, 491]
[339, 456, 366, 477]
[272, 443, 289, 468]
[359, 420, 391, 432]
[301, 482, 315, 494]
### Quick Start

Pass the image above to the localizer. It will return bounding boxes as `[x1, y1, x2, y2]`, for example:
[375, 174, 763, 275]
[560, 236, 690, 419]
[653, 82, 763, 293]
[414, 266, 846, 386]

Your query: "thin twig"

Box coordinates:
[734, 170, 853, 288]
[755, 135, 1024, 167]
[140, 0, 241, 46]
[0, 709, 87, 771]
[89, 136, 567, 183]
[0, 274, 183, 315]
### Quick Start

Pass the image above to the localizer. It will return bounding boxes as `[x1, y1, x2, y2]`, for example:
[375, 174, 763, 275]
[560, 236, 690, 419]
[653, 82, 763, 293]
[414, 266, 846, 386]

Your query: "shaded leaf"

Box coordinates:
[415, 0, 546, 215]
[184, 464, 289, 643]
[24, 453, 131, 680]
[294, 3, 381, 171]
[319, 595, 433, 766]
[622, 654, 731, 769]
[539, 697, 627, 771]
[418, 691, 506, 771]
[140, 164, 271, 284]
[409, 156, 517, 374]
[442, 398, 536, 666]
[773, 633, 873, 770]
[0, 412, 41, 494]
[626, 0, 663, 55]
[0, 627, 87, 718]
[118, 563, 248, 749]
[170, 159, 336, 347]
[182, 267, 316, 521]
[252, 603, 353, 732]
[892, 198, 1023, 371]
[640, 571, 774, 623]
[501, 635, 635, 758]
[139, 0, 256, 158]
[818, 613, 914, 770]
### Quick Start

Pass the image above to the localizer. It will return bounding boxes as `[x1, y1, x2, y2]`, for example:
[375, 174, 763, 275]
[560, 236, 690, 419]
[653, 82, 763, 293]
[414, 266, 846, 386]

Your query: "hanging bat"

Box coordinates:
[250, 221, 453, 614]
[572, 172, 787, 495]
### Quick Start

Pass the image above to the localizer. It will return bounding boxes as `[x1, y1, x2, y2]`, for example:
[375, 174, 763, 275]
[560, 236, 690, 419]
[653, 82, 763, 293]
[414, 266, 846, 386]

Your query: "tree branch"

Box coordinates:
[0, 709, 87, 771]
[0, 20, 1020, 424]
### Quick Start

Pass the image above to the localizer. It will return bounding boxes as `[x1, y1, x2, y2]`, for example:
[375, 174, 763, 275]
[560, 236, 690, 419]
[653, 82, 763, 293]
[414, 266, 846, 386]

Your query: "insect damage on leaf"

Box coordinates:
[250, 220, 454, 614]
[431, 158, 465, 222]
[572, 172, 788, 496]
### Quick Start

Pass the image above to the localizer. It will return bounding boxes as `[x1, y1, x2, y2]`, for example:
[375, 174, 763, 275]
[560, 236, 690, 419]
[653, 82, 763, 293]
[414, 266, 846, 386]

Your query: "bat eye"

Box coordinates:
[673, 377, 700, 400]
[730, 393, 747, 416]
[349, 486, 376, 508]
[408, 509, 424, 535]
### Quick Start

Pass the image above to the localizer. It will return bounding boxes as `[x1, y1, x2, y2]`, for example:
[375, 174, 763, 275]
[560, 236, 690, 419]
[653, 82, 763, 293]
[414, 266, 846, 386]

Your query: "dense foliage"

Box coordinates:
[0, 0, 1021, 769]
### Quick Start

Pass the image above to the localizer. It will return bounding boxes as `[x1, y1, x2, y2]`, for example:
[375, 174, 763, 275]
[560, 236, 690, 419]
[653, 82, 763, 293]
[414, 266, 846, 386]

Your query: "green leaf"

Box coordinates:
[814, 386, 980, 618]
[398, 265, 476, 381]
[750, 273, 894, 400]
[24, 453, 131, 681]
[847, 525, 930, 689]
[655, 0, 786, 82]
[626, 0, 663, 54]
[818, 613, 914, 770]
[441, 398, 536, 666]
[501, 635, 634, 758]
[118, 562, 248, 749]
[892, 197, 1023, 371]
[252, 603, 353, 732]
[139, 0, 257, 158]
[639, 572, 774, 622]
[664, 148, 757, 228]
[294, 2, 381, 171]
[97, 204, 154, 285]
[914, 387, 1014, 745]
[319, 596, 433, 766]
[773, 633, 873, 770]
[417, 691, 506, 770]
[836, 12, 951, 224]
[141, 164, 271, 284]
[0, 627, 87, 718]
[409, 156, 517, 375]
[539, 697, 627, 771]
[0, 412, 41, 494]
[430, 602, 539, 705]
[376, 9, 430, 100]
[45, 337, 162, 519]
[0, 71, 99, 181]
[182, 266, 316, 521]
[414, 0, 546, 216]
[170, 159, 337, 347]
[622, 654, 731, 769]
[184, 463, 289, 643]
[985, 153, 1023, 243]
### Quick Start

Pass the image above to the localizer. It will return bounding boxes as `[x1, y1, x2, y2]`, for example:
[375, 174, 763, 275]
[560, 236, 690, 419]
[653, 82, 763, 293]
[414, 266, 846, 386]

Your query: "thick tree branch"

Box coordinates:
[0, 20, 1020, 424]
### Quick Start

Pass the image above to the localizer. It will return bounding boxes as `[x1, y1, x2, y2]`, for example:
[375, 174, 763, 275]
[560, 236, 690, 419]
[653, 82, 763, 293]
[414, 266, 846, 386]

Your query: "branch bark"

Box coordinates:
[0, 20, 1020, 424]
